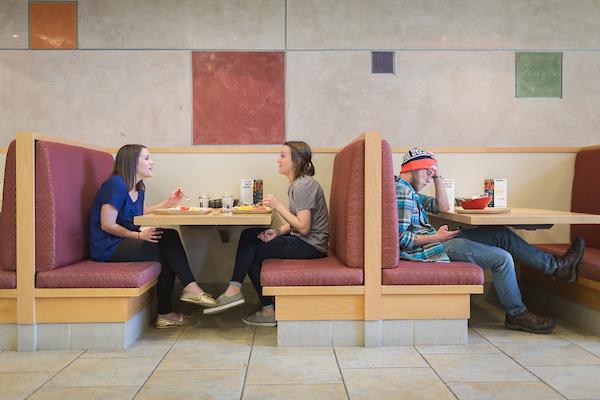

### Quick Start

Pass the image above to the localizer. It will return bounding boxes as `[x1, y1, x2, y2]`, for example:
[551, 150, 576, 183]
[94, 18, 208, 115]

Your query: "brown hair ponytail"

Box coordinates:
[284, 141, 315, 180]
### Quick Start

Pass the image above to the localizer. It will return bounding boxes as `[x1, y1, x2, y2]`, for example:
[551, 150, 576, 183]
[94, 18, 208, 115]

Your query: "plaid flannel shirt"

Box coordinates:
[396, 177, 450, 262]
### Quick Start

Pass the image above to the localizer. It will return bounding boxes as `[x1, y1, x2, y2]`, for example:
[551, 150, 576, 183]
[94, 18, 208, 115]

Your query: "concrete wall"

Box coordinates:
[1, 0, 600, 146]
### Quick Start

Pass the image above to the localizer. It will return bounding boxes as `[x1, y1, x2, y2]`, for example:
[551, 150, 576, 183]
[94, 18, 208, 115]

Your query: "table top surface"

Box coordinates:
[134, 210, 273, 226]
[432, 207, 600, 226]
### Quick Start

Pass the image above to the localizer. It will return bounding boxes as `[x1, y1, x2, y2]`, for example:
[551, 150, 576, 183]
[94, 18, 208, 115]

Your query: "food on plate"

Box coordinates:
[233, 205, 270, 212]
[172, 206, 202, 212]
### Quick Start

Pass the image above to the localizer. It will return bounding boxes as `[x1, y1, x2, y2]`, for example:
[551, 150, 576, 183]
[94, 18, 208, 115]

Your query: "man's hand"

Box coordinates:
[434, 225, 460, 242]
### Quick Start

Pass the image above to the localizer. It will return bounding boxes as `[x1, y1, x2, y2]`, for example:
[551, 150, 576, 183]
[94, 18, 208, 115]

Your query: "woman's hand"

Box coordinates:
[138, 227, 163, 243]
[257, 228, 279, 243]
[262, 195, 282, 212]
[165, 187, 185, 208]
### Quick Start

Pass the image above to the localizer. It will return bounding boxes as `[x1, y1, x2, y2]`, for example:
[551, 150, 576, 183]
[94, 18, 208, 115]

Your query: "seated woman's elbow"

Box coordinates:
[297, 226, 311, 236]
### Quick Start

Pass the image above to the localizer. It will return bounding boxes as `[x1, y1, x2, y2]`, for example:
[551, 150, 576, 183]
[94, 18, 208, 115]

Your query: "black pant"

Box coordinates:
[108, 228, 196, 314]
[231, 228, 327, 307]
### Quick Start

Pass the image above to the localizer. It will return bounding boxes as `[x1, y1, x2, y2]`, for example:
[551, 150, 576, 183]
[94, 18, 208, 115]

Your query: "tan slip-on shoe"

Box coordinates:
[180, 292, 217, 307]
[155, 314, 195, 329]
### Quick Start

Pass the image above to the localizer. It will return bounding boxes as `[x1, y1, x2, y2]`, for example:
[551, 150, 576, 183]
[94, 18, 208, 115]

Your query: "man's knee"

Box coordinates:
[490, 248, 515, 272]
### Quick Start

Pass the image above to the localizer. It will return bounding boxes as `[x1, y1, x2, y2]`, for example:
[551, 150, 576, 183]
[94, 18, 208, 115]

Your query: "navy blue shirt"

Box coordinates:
[89, 175, 145, 261]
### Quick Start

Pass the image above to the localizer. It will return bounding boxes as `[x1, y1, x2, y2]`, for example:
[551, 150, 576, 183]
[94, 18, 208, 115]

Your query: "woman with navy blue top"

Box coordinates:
[89, 144, 216, 328]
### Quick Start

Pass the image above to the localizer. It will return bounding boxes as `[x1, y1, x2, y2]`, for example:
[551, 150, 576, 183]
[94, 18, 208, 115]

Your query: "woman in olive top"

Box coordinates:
[205, 141, 329, 327]
[89, 144, 216, 328]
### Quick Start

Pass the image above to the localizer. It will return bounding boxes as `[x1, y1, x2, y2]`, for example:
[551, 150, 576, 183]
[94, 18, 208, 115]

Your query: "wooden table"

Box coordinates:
[134, 210, 273, 242]
[432, 207, 600, 229]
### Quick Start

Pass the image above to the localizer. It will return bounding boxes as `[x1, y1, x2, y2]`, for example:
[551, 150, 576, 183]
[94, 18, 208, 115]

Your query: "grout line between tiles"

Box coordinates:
[414, 347, 459, 400]
[331, 347, 351, 400]
[239, 327, 257, 400]
[131, 326, 187, 400]
[24, 349, 87, 399]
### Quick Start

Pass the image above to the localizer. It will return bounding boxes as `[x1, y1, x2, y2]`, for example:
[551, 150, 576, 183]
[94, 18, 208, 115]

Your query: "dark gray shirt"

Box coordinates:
[288, 175, 329, 254]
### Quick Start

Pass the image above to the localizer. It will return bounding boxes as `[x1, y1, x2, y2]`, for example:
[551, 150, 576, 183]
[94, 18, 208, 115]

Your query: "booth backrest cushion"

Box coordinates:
[329, 139, 365, 268]
[381, 140, 399, 269]
[571, 148, 600, 248]
[0, 141, 16, 271]
[35, 141, 114, 271]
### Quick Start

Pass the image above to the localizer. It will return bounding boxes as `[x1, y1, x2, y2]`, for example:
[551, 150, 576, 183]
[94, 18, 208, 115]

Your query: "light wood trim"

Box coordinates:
[16, 131, 36, 325]
[364, 131, 382, 320]
[3, 145, 588, 155]
[0, 298, 17, 323]
[382, 285, 484, 295]
[0, 289, 17, 298]
[580, 144, 600, 152]
[135, 212, 272, 226]
[381, 294, 471, 319]
[263, 286, 364, 296]
[36, 297, 129, 323]
[391, 146, 579, 153]
[128, 290, 152, 319]
[521, 268, 600, 312]
[31, 132, 110, 152]
[34, 279, 157, 298]
[275, 295, 364, 320]
[578, 277, 600, 292]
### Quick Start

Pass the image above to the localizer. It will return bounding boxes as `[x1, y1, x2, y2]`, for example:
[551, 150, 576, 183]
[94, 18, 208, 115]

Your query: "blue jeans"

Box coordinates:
[443, 226, 558, 316]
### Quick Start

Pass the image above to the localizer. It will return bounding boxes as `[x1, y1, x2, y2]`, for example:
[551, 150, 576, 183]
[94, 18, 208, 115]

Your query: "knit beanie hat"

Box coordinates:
[400, 147, 437, 173]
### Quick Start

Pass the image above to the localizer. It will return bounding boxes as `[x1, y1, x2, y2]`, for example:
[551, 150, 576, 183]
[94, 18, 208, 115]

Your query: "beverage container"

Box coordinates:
[253, 179, 263, 204]
[484, 178, 508, 208]
[199, 193, 209, 209]
[443, 179, 456, 212]
[222, 194, 234, 215]
[240, 179, 253, 205]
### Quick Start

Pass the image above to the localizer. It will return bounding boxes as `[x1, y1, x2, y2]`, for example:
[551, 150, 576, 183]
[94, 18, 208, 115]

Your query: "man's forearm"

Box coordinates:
[433, 176, 449, 212]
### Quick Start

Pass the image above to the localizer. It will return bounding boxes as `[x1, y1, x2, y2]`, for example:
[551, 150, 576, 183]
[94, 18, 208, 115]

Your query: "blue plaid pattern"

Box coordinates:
[396, 177, 450, 262]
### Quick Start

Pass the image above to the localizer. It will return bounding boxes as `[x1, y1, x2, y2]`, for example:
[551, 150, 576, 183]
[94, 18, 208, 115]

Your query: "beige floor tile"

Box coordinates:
[246, 347, 341, 384]
[82, 340, 173, 360]
[473, 325, 567, 345]
[423, 353, 537, 383]
[495, 339, 600, 367]
[136, 369, 244, 400]
[448, 382, 563, 400]
[195, 303, 262, 328]
[242, 383, 347, 400]
[139, 326, 184, 343]
[252, 327, 277, 347]
[46, 357, 159, 387]
[417, 330, 499, 354]
[176, 325, 255, 347]
[0, 351, 82, 372]
[557, 330, 600, 357]
[334, 346, 427, 368]
[157, 342, 251, 370]
[342, 368, 454, 400]
[529, 365, 600, 399]
[0, 372, 54, 400]
[28, 386, 139, 400]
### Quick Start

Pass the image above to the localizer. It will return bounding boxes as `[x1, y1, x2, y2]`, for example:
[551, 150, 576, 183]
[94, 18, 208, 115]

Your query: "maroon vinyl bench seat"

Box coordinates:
[383, 261, 484, 286]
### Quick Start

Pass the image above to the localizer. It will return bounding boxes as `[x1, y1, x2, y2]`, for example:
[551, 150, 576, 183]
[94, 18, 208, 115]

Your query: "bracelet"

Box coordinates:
[137, 231, 140, 240]
[433, 175, 443, 179]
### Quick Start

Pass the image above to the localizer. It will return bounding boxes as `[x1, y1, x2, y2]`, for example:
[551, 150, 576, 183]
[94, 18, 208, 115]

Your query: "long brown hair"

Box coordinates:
[284, 141, 315, 180]
[113, 144, 146, 191]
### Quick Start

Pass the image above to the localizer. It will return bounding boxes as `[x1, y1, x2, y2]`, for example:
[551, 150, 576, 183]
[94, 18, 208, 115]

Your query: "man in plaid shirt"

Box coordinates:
[397, 147, 585, 334]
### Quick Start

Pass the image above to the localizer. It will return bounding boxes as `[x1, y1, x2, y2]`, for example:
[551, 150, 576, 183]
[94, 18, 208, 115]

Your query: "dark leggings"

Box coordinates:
[231, 227, 327, 307]
[108, 228, 196, 314]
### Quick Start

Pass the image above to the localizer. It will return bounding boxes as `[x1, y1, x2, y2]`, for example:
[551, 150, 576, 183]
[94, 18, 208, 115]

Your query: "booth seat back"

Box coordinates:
[328, 139, 365, 267]
[381, 140, 400, 269]
[571, 148, 600, 249]
[0, 141, 16, 271]
[35, 141, 114, 271]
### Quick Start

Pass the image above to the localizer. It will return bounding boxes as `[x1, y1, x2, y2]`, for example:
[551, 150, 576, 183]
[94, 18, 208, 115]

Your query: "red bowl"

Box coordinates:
[460, 196, 492, 210]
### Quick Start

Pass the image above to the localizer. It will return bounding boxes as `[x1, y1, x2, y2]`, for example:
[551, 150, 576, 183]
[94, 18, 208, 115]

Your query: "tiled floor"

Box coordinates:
[2, 299, 600, 400]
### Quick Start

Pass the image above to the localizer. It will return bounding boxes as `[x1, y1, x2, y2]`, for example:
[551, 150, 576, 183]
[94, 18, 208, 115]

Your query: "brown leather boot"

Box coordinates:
[505, 310, 555, 334]
[553, 237, 585, 284]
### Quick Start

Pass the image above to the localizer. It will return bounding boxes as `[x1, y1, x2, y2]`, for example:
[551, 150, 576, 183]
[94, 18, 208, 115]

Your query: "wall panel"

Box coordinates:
[79, 0, 285, 49]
